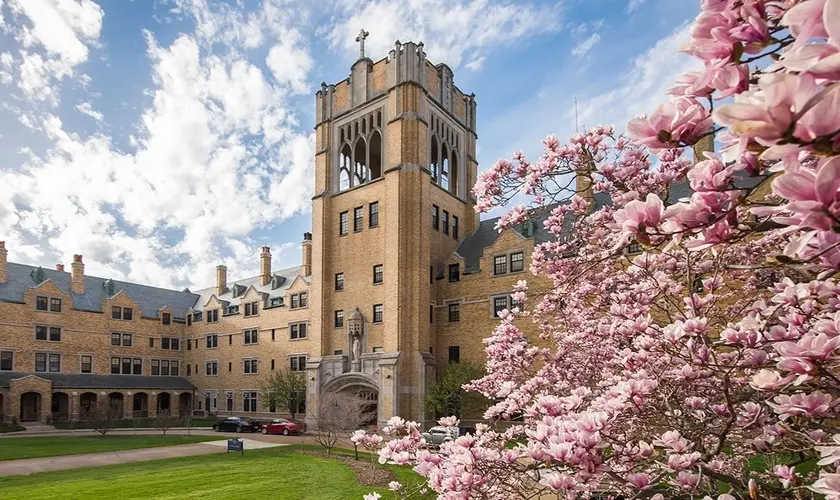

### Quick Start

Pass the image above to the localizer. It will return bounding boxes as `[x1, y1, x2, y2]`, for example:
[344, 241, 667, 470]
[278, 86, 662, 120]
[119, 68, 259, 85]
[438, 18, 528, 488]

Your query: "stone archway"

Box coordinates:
[108, 393, 124, 418]
[157, 392, 171, 413]
[322, 373, 379, 427]
[133, 392, 149, 418]
[79, 392, 98, 419]
[179, 392, 192, 417]
[51, 392, 70, 421]
[20, 392, 41, 422]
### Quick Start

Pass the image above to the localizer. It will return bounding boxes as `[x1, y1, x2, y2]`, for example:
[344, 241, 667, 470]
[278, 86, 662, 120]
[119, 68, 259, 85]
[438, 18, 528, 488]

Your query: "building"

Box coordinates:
[0, 36, 545, 427]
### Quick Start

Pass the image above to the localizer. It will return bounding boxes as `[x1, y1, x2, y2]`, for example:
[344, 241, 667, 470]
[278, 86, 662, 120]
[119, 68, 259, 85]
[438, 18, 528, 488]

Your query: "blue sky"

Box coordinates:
[0, 0, 699, 290]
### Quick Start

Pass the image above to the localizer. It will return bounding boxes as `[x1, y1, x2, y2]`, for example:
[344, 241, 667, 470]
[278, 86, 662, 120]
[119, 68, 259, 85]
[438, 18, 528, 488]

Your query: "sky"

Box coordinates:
[0, 0, 700, 291]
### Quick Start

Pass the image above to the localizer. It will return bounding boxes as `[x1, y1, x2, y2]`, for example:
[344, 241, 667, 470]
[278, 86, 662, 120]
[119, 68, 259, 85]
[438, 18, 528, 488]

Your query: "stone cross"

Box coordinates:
[355, 29, 370, 59]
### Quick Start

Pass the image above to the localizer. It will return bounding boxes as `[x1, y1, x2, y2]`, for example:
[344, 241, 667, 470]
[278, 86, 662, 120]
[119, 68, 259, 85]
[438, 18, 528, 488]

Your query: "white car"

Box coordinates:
[421, 426, 458, 445]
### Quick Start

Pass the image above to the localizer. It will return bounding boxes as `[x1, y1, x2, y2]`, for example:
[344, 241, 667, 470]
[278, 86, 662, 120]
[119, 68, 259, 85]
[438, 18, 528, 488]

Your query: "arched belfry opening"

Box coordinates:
[429, 113, 462, 197]
[335, 108, 385, 192]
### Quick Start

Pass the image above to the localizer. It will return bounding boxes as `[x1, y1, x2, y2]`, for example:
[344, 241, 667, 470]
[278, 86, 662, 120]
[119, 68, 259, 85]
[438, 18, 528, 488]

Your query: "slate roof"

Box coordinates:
[0, 263, 200, 320]
[0, 372, 195, 390]
[190, 265, 307, 311]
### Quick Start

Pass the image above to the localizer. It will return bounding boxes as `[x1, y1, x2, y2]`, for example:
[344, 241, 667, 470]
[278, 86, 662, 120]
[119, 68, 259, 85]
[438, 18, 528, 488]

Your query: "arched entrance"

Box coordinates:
[51, 392, 70, 421]
[157, 392, 171, 414]
[108, 393, 124, 418]
[79, 392, 98, 419]
[133, 393, 149, 418]
[179, 392, 192, 417]
[20, 392, 41, 422]
[322, 373, 379, 428]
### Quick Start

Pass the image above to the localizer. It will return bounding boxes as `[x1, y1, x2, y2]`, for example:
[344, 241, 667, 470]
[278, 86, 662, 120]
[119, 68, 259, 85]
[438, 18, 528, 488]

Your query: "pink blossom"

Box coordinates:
[775, 465, 797, 487]
[809, 473, 840, 500]
[627, 472, 652, 489]
[768, 392, 836, 420]
[612, 194, 664, 241]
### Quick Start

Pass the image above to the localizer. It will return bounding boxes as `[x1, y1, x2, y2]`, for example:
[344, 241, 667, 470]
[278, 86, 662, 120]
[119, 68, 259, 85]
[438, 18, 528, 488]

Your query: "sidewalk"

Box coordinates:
[0, 438, 285, 477]
[0, 427, 216, 438]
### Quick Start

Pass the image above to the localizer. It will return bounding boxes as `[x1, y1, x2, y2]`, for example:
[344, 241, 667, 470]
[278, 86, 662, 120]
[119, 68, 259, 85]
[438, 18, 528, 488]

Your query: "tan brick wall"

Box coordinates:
[334, 80, 350, 114]
[371, 59, 387, 95]
[426, 64, 440, 100]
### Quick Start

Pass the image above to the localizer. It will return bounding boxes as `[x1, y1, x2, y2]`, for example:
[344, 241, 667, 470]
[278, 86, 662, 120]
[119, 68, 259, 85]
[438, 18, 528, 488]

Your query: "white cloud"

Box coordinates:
[465, 56, 486, 71]
[572, 33, 600, 57]
[325, 0, 562, 68]
[5, 0, 103, 104]
[0, 1, 316, 289]
[627, 0, 647, 12]
[75, 101, 102, 121]
[266, 28, 313, 95]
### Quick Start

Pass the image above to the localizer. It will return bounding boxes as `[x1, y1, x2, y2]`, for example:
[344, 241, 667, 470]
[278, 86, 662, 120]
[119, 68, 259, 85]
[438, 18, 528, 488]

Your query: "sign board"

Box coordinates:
[227, 438, 244, 455]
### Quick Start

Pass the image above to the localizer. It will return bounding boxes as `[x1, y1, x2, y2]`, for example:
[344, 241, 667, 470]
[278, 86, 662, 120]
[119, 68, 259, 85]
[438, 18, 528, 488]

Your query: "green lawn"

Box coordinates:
[53, 418, 218, 430]
[0, 435, 218, 461]
[0, 425, 25, 434]
[0, 445, 427, 500]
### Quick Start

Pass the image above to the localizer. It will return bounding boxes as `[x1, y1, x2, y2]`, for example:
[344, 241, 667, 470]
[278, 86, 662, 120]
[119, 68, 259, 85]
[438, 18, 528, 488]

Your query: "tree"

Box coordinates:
[424, 361, 488, 419]
[259, 369, 306, 421]
[311, 391, 374, 455]
[155, 410, 174, 435]
[373, 1, 840, 498]
[88, 406, 118, 436]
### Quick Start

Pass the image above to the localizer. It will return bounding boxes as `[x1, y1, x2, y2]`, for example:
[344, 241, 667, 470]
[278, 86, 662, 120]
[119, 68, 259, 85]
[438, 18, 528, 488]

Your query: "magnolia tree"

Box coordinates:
[369, 0, 840, 498]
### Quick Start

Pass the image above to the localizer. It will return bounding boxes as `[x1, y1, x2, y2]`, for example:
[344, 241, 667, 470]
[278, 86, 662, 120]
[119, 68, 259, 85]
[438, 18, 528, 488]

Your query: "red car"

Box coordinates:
[261, 418, 305, 436]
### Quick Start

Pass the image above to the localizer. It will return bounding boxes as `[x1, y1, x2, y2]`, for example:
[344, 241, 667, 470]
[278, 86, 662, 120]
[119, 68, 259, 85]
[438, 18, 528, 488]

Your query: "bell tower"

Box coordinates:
[306, 32, 478, 427]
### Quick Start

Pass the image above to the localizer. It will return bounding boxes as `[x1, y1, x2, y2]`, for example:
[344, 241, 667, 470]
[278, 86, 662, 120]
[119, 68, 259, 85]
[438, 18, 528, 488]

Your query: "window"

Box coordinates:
[229, 362, 232, 372]
[111, 333, 121, 346]
[193, 311, 202, 321]
[207, 309, 219, 323]
[50, 298, 61, 312]
[493, 296, 510, 317]
[36, 326, 61, 342]
[163, 337, 179, 350]
[244, 329, 259, 345]
[226, 305, 239, 315]
[271, 359, 275, 370]
[0, 351, 13, 371]
[453, 216, 459, 239]
[187, 364, 191, 376]
[373, 304, 383, 323]
[510, 252, 524, 272]
[269, 297, 283, 307]
[151, 359, 160, 376]
[36, 296, 48, 311]
[187, 340, 191, 351]
[149, 338, 154, 348]
[123, 307, 133, 320]
[206, 334, 218, 349]
[47, 353, 60, 372]
[369, 202, 379, 227]
[244, 359, 258, 374]
[430, 304, 434, 323]
[35, 353, 47, 372]
[290, 355, 306, 372]
[339, 211, 349, 236]
[162, 313, 171, 325]
[373, 264, 383, 284]
[335, 273, 344, 291]
[243, 391, 258, 412]
[443, 210, 449, 235]
[290, 323, 307, 340]
[122, 333, 132, 347]
[448, 303, 460, 322]
[112, 306, 132, 320]
[432, 205, 439, 230]
[291, 292, 308, 309]
[133, 358, 142, 375]
[244, 302, 259, 317]
[205, 361, 218, 376]
[354, 206, 364, 232]
[335, 310, 344, 328]
[448, 346, 460, 364]
[449, 264, 459, 282]
[161, 359, 170, 376]
[628, 242, 642, 254]
[494, 255, 508, 275]
[122, 357, 132, 375]
[334, 350, 343, 355]
[80, 355, 91, 374]
[229, 335, 233, 345]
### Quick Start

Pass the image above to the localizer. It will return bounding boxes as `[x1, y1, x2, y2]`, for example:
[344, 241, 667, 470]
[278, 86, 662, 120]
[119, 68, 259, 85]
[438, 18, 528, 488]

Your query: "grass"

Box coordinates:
[0, 425, 25, 434]
[0, 435, 219, 461]
[0, 445, 428, 500]
[53, 418, 218, 430]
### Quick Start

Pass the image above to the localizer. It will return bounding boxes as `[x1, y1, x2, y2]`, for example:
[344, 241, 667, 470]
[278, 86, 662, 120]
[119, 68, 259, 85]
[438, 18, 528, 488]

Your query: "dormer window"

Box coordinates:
[270, 275, 285, 290]
[207, 309, 219, 323]
[193, 311, 203, 321]
[162, 312, 171, 325]
[269, 297, 283, 307]
[112, 306, 133, 320]
[244, 301, 259, 317]
[226, 305, 239, 315]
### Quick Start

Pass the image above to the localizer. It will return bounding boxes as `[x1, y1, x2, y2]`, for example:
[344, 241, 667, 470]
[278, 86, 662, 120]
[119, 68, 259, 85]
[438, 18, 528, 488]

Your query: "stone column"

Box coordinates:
[377, 352, 401, 427]
[70, 392, 79, 421]
[149, 393, 158, 417]
[304, 357, 323, 429]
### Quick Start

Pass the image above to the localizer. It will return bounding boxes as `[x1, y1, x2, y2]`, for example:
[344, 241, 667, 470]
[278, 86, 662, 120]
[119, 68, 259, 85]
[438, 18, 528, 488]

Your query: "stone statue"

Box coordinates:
[352, 336, 361, 361]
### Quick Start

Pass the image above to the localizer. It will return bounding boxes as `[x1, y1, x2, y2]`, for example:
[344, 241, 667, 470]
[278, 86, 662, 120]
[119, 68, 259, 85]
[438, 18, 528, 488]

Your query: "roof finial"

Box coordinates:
[356, 29, 370, 59]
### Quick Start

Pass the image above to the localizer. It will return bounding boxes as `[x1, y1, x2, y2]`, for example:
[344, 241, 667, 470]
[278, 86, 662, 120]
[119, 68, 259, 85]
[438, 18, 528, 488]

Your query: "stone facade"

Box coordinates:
[0, 40, 542, 428]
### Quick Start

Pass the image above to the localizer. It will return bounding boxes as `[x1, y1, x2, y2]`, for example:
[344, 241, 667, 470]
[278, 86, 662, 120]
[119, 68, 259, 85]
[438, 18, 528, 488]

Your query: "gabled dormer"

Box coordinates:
[27, 279, 69, 314]
[107, 290, 139, 322]
[159, 306, 172, 326]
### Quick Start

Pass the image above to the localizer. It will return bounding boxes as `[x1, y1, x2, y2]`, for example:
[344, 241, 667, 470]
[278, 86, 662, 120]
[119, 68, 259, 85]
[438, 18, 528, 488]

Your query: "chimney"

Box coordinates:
[0, 241, 7, 283]
[71, 254, 85, 294]
[260, 246, 272, 286]
[56, 264, 65, 271]
[302, 233, 312, 277]
[216, 265, 227, 296]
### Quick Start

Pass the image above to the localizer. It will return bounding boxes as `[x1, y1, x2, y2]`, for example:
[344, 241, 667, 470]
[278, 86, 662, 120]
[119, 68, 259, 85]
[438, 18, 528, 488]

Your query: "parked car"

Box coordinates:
[261, 418, 305, 436]
[212, 416, 261, 433]
[421, 426, 458, 446]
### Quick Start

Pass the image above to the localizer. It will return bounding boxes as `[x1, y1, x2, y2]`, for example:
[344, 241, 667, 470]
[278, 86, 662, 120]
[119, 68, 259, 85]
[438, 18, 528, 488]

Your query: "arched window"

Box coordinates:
[369, 131, 382, 180]
[339, 143, 352, 191]
[430, 136, 439, 182]
[441, 145, 450, 191]
[354, 138, 368, 186]
[450, 152, 458, 196]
